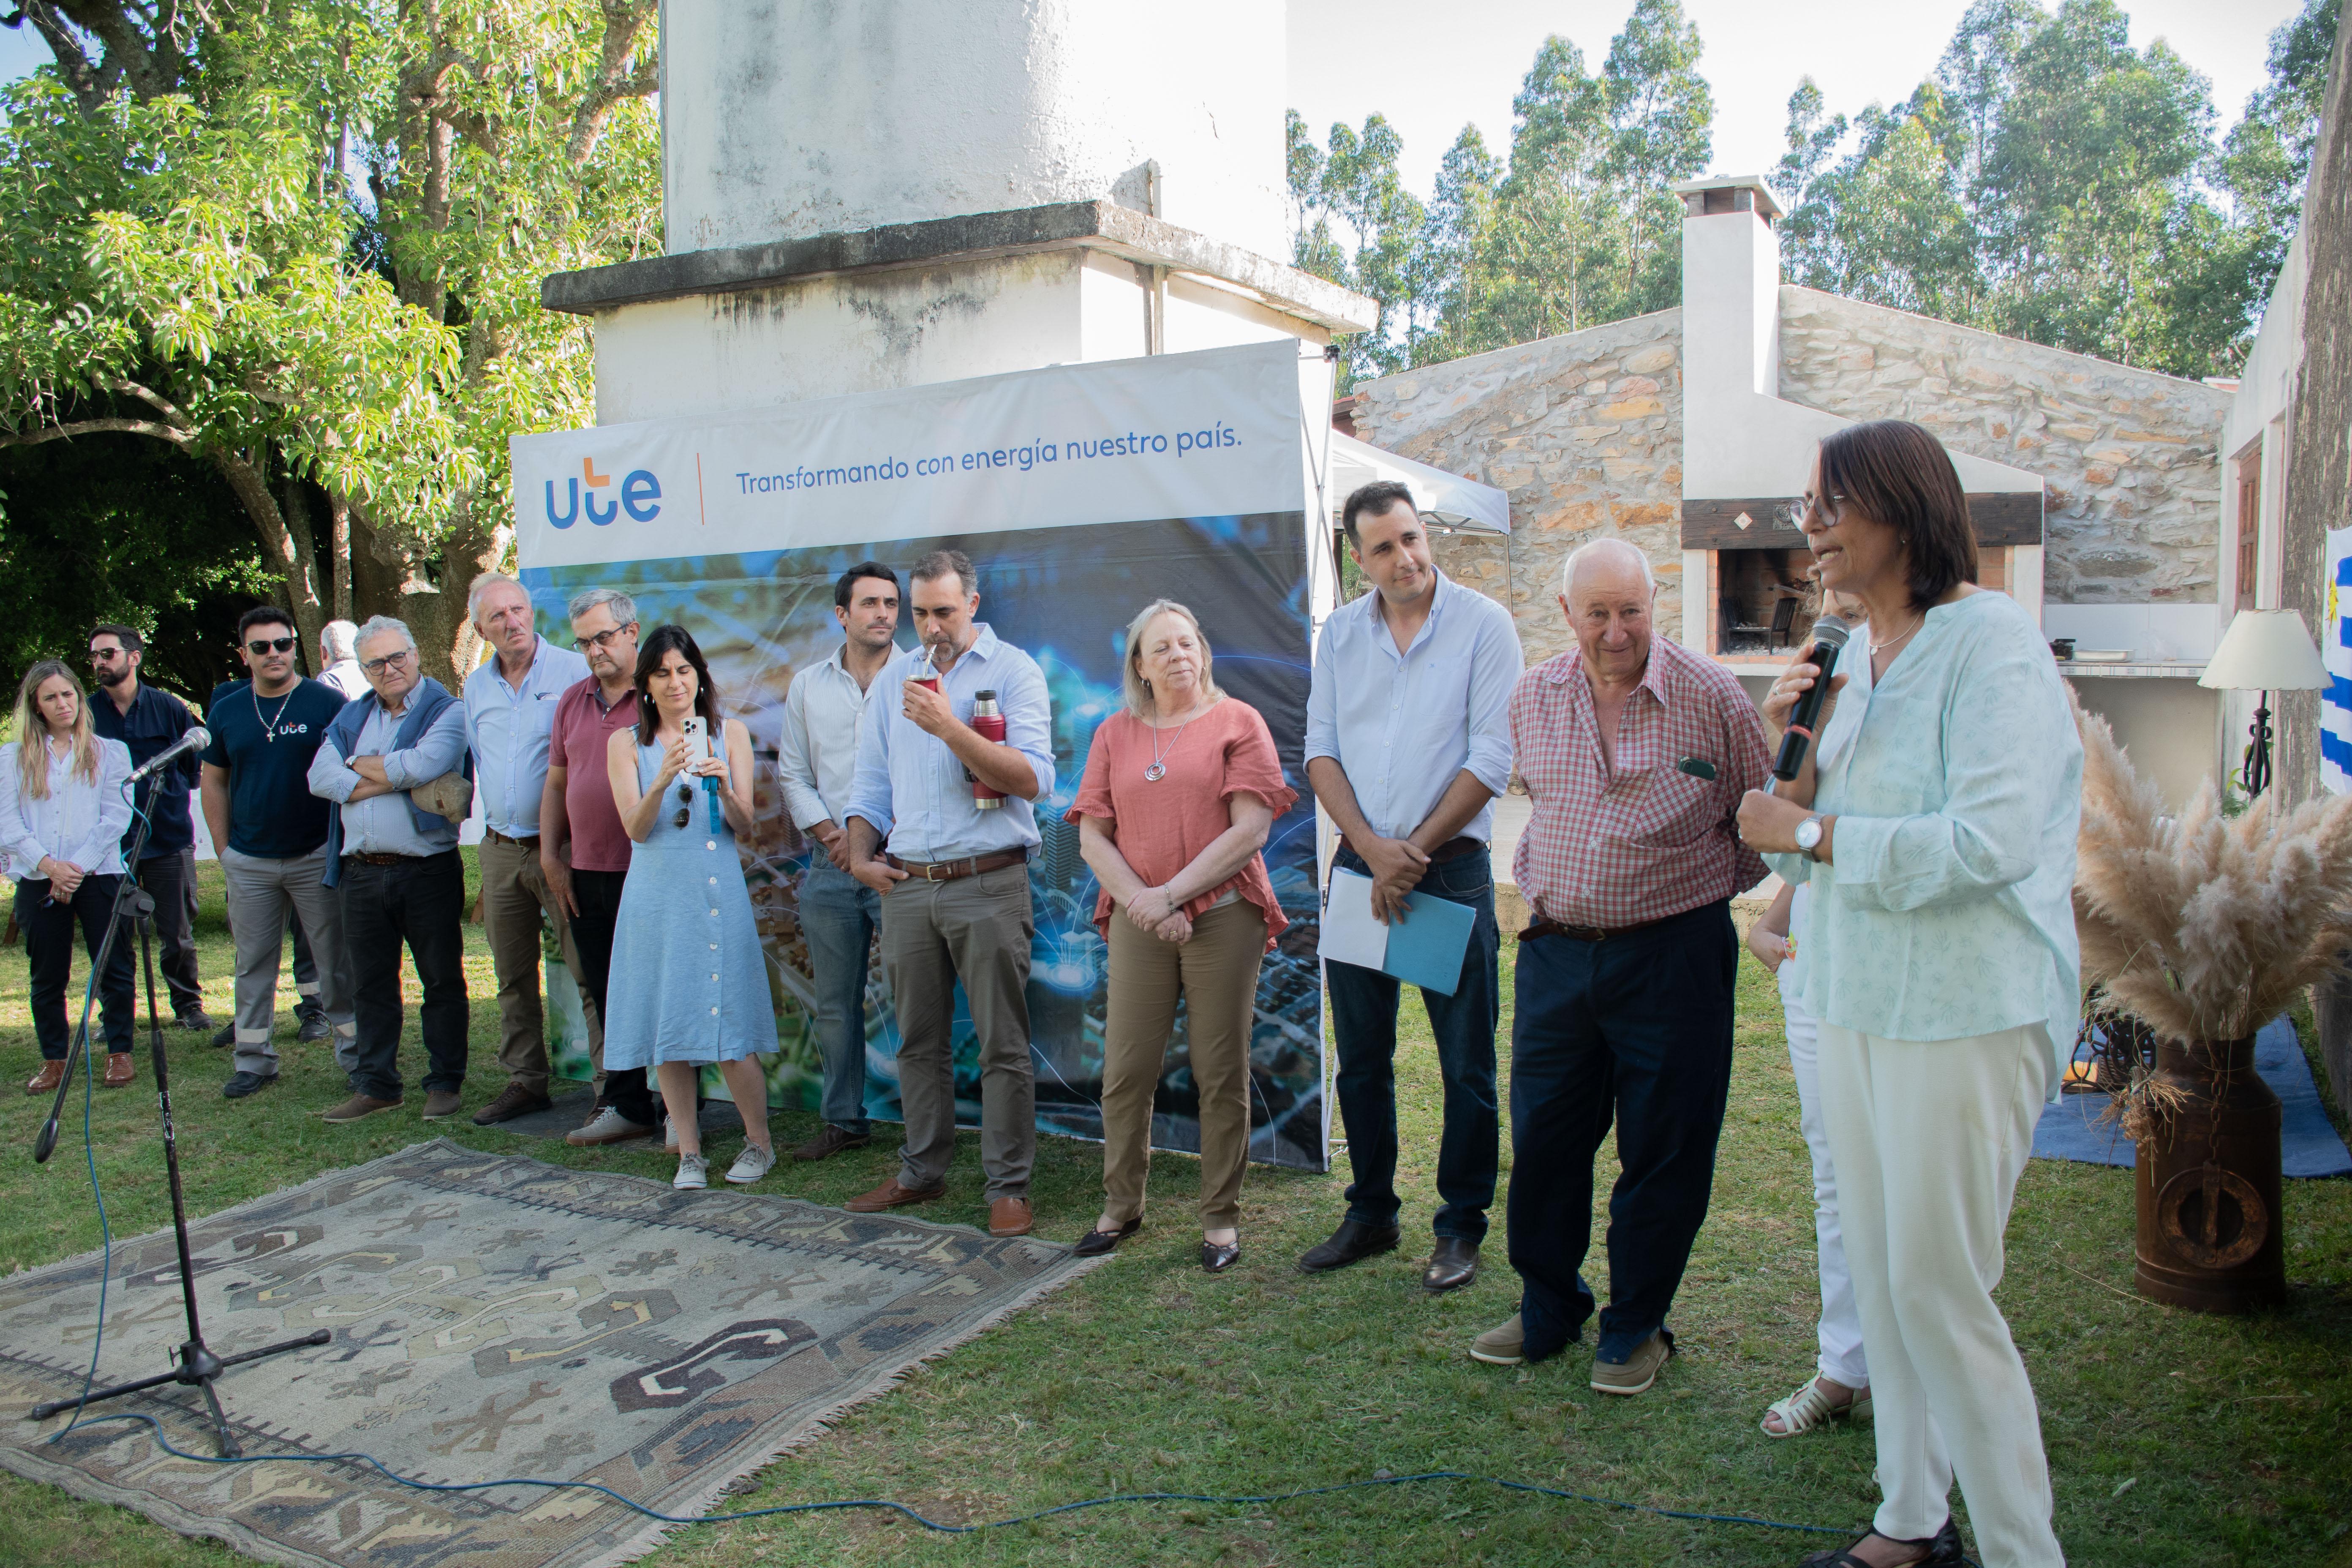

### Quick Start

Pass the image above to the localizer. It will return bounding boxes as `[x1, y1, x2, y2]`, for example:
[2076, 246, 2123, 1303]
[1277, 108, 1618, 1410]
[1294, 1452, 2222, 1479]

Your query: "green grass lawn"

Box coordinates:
[1, 851, 2348, 1567]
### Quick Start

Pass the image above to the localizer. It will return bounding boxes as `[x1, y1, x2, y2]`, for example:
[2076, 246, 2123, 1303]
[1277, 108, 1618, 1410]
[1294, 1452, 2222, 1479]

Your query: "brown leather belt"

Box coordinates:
[1339, 834, 1484, 863]
[483, 828, 540, 849]
[343, 851, 411, 868]
[886, 848, 1028, 883]
[1521, 913, 1674, 943]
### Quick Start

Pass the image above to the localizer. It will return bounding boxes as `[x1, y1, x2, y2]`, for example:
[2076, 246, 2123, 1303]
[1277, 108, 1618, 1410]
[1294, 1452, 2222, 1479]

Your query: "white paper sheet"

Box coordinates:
[1318, 868, 1391, 971]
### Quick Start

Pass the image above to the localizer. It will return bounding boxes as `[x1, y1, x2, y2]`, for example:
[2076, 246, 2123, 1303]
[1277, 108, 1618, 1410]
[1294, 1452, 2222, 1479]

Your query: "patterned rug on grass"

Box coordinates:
[0, 1138, 1098, 1568]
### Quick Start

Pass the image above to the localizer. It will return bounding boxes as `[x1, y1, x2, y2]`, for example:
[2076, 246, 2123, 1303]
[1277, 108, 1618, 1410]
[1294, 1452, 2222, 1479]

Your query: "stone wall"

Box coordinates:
[1346, 310, 1683, 666]
[1777, 288, 2229, 604]
[1348, 285, 2230, 664]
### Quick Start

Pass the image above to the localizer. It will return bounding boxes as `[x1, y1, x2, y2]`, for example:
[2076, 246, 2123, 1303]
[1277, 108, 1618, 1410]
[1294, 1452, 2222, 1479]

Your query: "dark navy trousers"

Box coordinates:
[1325, 844, 1502, 1245]
[1508, 898, 1737, 1363]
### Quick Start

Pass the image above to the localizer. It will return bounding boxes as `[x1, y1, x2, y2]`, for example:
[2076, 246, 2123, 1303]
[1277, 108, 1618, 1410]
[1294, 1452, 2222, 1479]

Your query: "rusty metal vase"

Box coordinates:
[2132, 1034, 2287, 1312]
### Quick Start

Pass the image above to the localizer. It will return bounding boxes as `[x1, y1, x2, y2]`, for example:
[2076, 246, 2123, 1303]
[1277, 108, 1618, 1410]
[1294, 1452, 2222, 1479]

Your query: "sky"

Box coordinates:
[0, 2, 2308, 200]
[1286, 0, 2306, 201]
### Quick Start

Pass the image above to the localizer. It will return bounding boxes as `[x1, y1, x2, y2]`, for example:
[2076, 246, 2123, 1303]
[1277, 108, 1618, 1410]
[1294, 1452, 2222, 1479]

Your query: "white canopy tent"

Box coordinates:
[1326, 430, 1511, 534]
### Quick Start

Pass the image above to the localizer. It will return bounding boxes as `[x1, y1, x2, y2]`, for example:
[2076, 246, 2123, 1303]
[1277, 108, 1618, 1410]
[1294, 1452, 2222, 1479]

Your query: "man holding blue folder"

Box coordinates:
[1467, 538, 1769, 1397]
[1302, 480, 1522, 1293]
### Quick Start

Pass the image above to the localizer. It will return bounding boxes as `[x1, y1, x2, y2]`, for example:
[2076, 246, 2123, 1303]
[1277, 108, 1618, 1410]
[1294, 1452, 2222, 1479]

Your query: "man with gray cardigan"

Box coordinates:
[308, 615, 471, 1124]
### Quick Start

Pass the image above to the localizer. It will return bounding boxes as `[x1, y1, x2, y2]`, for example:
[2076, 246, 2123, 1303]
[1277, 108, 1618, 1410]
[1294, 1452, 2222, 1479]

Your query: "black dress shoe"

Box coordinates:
[1800, 1517, 1964, 1567]
[1422, 1236, 1479, 1293]
[1200, 1238, 1241, 1273]
[1072, 1217, 1141, 1257]
[1297, 1219, 1401, 1274]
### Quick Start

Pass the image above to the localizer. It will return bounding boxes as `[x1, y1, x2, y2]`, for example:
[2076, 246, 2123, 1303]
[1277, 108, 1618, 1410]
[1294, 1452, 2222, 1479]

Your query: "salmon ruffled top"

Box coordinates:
[1066, 697, 1297, 950]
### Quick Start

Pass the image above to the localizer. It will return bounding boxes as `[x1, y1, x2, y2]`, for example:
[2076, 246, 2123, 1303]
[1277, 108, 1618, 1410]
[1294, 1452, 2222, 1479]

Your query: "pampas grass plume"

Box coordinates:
[2071, 688, 2352, 1044]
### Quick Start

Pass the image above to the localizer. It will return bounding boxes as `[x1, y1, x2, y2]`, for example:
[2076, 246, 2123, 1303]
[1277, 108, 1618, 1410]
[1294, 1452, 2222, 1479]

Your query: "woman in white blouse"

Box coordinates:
[1737, 421, 2079, 1568]
[2, 660, 136, 1096]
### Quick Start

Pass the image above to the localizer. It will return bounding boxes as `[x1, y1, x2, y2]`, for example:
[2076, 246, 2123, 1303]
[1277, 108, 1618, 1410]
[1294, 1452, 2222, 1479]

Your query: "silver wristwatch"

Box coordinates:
[1794, 815, 1826, 861]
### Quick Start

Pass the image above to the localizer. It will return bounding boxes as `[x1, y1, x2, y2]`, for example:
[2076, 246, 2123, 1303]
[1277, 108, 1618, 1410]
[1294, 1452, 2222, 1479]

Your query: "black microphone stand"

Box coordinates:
[29, 766, 329, 1456]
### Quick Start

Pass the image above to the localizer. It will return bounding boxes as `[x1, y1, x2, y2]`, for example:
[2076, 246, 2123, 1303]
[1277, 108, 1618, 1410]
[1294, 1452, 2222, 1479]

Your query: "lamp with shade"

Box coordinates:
[2198, 609, 2328, 796]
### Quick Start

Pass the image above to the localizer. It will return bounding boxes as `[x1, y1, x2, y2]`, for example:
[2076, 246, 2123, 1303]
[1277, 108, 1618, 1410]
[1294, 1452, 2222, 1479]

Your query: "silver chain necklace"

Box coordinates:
[253, 682, 296, 742]
[1143, 704, 1202, 783]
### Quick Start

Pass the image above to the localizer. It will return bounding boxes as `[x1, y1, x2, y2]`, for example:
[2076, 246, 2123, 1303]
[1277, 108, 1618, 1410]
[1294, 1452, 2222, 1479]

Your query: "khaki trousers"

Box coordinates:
[1817, 1021, 2064, 1568]
[879, 862, 1035, 1200]
[477, 832, 591, 1097]
[1101, 898, 1265, 1229]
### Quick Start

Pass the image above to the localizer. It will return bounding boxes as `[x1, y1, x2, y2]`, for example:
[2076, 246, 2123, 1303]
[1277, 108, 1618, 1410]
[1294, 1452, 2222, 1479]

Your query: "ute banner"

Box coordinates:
[511, 340, 1329, 1170]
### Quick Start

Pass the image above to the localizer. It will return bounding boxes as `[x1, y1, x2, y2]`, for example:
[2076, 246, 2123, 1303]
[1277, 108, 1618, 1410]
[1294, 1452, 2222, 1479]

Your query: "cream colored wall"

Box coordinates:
[2068, 676, 2223, 810]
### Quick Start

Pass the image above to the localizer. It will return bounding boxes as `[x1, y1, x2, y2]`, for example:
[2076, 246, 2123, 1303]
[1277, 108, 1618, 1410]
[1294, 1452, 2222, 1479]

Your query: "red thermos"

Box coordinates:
[970, 690, 1006, 808]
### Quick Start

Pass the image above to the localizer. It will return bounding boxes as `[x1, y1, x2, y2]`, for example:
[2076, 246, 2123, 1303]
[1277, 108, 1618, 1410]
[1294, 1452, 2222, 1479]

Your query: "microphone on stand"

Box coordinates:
[1772, 618, 1853, 782]
[128, 725, 211, 784]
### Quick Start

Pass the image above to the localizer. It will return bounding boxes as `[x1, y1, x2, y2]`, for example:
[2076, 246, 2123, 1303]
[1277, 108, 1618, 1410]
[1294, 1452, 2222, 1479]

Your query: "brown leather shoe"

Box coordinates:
[844, 1176, 945, 1213]
[320, 1092, 403, 1124]
[102, 1052, 136, 1089]
[421, 1089, 463, 1121]
[792, 1124, 873, 1162]
[24, 1060, 64, 1096]
[988, 1196, 1034, 1238]
[470, 1082, 552, 1126]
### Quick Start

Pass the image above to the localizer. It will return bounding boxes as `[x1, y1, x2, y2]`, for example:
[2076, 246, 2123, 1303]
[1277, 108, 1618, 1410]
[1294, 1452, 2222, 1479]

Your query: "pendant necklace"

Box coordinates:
[253, 683, 296, 742]
[1867, 613, 1924, 656]
[1143, 706, 1199, 783]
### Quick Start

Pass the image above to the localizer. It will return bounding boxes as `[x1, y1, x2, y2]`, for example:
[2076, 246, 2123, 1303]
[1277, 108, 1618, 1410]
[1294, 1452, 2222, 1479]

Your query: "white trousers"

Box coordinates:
[1778, 975, 1870, 1388]
[1817, 1021, 2064, 1568]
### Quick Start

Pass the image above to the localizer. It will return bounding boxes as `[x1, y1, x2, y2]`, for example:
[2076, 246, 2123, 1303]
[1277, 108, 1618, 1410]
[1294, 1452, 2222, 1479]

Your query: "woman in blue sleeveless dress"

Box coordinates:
[604, 624, 779, 1190]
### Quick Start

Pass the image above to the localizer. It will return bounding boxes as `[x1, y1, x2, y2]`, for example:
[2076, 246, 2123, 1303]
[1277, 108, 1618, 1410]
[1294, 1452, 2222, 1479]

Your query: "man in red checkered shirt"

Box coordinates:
[1466, 538, 1769, 1398]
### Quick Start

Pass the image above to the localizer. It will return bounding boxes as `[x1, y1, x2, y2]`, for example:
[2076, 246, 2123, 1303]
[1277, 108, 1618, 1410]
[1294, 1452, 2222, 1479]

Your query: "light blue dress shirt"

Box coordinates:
[1769, 591, 2082, 1092]
[1304, 570, 1522, 842]
[778, 644, 873, 833]
[844, 625, 1055, 862]
[462, 635, 589, 837]
[0, 737, 133, 879]
[308, 699, 471, 857]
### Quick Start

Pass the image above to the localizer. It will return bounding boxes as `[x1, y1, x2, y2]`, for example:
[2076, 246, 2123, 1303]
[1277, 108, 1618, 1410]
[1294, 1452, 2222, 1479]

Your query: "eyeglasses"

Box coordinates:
[246, 637, 297, 656]
[361, 649, 413, 675]
[1778, 493, 1848, 530]
[574, 624, 637, 653]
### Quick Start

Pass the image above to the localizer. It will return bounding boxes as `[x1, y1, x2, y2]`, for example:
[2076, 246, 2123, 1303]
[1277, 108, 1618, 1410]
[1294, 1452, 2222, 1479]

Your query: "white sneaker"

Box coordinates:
[665, 1119, 679, 1154]
[672, 1152, 708, 1190]
[566, 1106, 655, 1148]
[725, 1142, 777, 1186]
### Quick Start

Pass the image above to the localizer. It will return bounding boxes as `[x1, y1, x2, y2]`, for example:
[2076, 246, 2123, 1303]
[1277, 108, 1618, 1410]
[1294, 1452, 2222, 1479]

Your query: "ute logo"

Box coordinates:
[545, 457, 662, 528]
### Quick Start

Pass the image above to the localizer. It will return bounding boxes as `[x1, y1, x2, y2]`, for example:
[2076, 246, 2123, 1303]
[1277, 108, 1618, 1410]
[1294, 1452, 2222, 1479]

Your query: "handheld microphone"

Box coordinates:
[129, 725, 211, 784]
[1771, 618, 1852, 782]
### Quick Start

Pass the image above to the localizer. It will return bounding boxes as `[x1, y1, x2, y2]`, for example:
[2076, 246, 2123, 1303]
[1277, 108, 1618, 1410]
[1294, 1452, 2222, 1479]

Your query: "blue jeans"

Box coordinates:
[1508, 898, 1737, 1364]
[1324, 844, 1501, 1244]
[799, 860, 879, 1136]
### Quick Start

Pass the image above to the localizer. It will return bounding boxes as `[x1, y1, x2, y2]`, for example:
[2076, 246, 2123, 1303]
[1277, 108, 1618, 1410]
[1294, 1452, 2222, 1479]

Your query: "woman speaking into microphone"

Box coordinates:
[605, 624, 778, 1192]
[1735, 420, 2079, 1568]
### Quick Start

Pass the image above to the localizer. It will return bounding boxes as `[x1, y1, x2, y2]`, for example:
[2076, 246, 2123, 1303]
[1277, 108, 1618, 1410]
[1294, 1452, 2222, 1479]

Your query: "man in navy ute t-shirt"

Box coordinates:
[201, 607, 356, 1102]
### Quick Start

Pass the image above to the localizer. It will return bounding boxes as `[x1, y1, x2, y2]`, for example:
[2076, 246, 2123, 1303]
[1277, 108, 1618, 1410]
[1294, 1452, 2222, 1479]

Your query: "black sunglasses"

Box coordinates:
[246, 636, 297, 655]
[675, 781, 693, 829]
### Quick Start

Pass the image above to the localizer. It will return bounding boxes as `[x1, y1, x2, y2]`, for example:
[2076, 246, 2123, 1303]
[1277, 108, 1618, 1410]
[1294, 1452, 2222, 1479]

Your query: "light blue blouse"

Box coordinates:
[1769, 591, 2081, 1090]
[0, 736, 134, 880]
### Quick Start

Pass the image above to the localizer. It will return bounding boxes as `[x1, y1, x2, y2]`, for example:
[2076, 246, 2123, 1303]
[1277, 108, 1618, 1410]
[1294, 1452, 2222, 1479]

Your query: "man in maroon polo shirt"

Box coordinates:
[540, 588, 658, 1145]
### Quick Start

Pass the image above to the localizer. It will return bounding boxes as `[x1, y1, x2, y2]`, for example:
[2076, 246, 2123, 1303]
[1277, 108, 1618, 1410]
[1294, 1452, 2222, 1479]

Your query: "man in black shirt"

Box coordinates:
[87, 624, 211, 1032]
[201, 607, 356, 1101]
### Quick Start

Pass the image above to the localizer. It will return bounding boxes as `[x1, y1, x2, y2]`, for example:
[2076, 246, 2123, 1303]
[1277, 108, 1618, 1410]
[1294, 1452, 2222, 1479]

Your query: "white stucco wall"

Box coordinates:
[659, 0, 1288, 260]
[588, 250, 1319, 424]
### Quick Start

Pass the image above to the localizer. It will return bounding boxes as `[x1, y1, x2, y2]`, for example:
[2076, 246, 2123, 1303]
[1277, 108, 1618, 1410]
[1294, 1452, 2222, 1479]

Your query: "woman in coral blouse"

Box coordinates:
[1069, 600, 1295, 1272]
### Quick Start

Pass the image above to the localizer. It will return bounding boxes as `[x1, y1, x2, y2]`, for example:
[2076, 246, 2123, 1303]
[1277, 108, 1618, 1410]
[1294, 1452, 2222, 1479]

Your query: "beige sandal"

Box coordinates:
[1761, 1375, 1872, 1437]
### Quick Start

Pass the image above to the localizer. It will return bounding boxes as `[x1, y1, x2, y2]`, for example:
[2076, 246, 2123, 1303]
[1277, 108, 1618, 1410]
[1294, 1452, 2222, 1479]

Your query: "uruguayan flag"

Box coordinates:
[2322, 528, 2352, 795]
